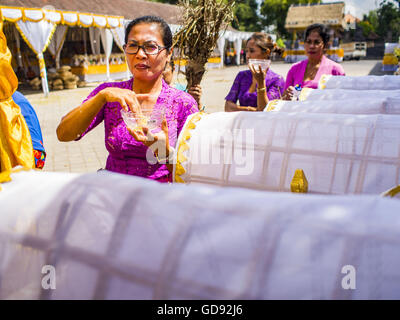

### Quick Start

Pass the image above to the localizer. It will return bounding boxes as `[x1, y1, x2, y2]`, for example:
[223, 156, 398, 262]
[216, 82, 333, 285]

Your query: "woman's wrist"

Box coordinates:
[156, 145, 175, 164]
[257, 86, 266, 92]
[257, 80, 265, 87]
[96, 90, 107, 106]
[257, 103, 267, 111]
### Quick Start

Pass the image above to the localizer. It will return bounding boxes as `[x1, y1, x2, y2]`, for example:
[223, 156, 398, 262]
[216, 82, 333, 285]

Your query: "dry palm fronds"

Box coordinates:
[173, 0, 236, 89]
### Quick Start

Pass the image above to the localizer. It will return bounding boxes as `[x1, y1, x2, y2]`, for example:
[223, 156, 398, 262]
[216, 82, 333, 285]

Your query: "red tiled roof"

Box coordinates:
[344, 14, 360, 24]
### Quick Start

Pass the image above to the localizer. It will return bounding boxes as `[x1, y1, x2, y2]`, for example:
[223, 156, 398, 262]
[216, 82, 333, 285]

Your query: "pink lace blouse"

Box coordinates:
[284, 55, 345, 90]
[76, 78, 199, 181]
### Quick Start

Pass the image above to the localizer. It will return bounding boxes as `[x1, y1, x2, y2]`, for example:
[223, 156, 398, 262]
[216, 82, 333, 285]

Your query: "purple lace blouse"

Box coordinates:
[225, 69, 285, 107]
[77, 78, 198, 181]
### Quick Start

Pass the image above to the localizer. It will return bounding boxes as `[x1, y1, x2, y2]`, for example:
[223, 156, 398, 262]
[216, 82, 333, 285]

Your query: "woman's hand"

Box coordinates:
[225, 100, 258, 112]
[99, 87, 148, 113]
[282, 86, 294, 101]
[128, 118, 172, 163]
[58, 87, 147, 142]
[249, 64, 268, 87]
[187, 85, 202, 106]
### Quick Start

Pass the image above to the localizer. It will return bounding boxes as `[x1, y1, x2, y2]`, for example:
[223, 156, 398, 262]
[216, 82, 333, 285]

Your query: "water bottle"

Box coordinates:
[292, 84, 302, 101]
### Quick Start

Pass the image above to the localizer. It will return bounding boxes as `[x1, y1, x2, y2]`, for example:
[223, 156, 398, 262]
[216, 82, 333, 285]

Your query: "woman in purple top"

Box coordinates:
[282, 24, 345, 100]
[57, 16, 198, 182]
[225, 32, 285, 112]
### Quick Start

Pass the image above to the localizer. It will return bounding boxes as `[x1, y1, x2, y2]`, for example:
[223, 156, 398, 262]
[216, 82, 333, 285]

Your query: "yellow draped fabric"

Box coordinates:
[0, 18, 34, 172]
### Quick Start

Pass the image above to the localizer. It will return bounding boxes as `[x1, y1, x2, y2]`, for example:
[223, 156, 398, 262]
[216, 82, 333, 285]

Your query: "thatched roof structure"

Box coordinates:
[0, 0, 183, 25]
[285, 2, 346, 31]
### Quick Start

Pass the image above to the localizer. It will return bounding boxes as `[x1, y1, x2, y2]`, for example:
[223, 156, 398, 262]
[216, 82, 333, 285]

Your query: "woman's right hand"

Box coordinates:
[282, 86, 294, 100]
[99, 87, 148, 113]
[57, 87, 150, 142]
[249, 63, 268, 87]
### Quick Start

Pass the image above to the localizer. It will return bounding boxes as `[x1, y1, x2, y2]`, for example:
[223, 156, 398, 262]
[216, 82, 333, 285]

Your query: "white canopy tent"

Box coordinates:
[88, 27, 102, 55]
[1, 6, 124, 96]
[217, 29, 253, 67]
[12, 26, 23, 68]
[47, 24, 68, 70]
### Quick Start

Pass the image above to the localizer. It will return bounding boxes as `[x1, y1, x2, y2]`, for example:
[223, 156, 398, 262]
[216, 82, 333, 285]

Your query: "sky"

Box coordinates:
[256, 0, 387, 19]
[322, 0, 381, 19]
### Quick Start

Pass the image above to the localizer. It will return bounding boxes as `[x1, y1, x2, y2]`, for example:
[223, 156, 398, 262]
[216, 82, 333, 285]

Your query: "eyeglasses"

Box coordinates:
[305, 39, 323, 46]
[124, 41, 167, 55]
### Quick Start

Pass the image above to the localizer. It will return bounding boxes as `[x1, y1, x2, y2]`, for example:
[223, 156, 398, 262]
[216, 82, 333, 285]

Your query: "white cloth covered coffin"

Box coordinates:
[173, 112, 400, 195]
[0, 170, 400, 299]
[318, 75, 400, 90]
[265, 97, 400, 115]
[303, 89, 400, 101]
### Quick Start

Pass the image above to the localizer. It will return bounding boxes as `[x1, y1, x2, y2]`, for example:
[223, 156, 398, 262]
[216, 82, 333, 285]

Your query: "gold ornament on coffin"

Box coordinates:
[381, 185, 400, 198]
[291, 169, 309, 193]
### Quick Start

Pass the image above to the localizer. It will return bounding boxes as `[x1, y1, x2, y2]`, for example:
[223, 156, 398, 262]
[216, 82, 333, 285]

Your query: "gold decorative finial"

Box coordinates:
[291, 169, 308, 193]
[381, 185, 400, 198]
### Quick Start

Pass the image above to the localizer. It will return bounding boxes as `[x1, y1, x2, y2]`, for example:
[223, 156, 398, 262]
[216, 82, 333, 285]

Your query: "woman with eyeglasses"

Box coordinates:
[56, 16, 199, 182]
[282, 24, 345, 100]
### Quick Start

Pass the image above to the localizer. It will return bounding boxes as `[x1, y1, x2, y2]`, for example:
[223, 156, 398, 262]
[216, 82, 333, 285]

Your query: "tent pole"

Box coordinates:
[38, 53, 49, 97]
[13, 27, 23, 68]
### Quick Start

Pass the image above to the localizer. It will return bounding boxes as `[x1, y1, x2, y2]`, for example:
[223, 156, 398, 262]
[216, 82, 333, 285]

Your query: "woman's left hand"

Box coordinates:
[128, 118, 171, 163]
[246, 106, 258, 111]
[249, 64, 268, 87]
[187, 85, 202, 106]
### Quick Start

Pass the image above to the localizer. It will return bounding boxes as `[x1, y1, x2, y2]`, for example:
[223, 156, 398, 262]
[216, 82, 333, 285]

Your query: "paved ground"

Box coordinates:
[23, 59, 387, 173]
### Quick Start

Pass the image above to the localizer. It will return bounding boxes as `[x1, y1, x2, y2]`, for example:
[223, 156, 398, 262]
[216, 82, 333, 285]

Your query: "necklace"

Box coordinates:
[304, 63, 319, 82]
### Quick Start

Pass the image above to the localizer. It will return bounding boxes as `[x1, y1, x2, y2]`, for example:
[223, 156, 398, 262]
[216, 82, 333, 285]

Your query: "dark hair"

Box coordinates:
[124, 15, 173, 50]
[304, 23, 330, 48]
[247, 32, 271, 54]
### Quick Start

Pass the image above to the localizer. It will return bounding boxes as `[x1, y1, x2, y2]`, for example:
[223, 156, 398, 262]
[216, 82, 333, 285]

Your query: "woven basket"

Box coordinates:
[59, 65, 71, 72]
[58, 71, 73, 79]
[77, 80, 87, 88]
[53, 84, 64, 90]
[64, 83, 77, 89]
[52, 79, 63, 86]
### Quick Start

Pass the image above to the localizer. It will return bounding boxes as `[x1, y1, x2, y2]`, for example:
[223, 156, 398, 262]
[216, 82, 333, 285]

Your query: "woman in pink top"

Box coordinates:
[283, 24, 345, 100]
[57, 16, 198, 182]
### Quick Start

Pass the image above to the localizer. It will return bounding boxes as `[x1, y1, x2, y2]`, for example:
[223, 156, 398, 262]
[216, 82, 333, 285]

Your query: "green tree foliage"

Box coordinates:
[365, 10, 379, 34]
[232, 0, 261, 31]
[260, 0, 320, 38]
[359, 11, 378, 38]
[376, 0, 400, 41]
[358, 20, 375, 38]
[359, 21, 374, 38]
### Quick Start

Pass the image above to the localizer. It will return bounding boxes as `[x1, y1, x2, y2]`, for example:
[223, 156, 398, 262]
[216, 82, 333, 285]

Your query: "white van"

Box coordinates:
[341, 42, 367, 60]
